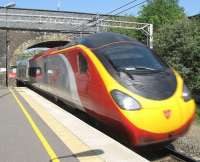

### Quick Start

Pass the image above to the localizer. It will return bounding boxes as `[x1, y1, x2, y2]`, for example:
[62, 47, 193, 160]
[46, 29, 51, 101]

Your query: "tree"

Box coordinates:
[108, 15, 139, 39]
[138, 0, 185, 29]
[154, 18, 200, 95]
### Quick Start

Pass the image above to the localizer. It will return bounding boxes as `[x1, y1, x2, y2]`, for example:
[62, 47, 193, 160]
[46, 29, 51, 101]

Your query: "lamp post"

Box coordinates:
[4, 2, 16, 87]
[57, 0, 62, 11]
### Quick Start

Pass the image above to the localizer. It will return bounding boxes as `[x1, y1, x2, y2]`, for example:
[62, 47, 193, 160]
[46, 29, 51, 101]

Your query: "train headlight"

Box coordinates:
[111, 90, 141, 110]
[182, 84, 192, 102]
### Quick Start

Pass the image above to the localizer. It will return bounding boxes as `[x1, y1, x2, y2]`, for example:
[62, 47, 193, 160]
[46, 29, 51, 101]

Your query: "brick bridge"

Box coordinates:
[0, 7, 105, 86]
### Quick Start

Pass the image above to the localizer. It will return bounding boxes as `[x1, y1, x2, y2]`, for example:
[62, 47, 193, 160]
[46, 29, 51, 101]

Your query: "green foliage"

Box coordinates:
[107, 15, 140, 40]
[107, 15, 146, 43]
[138, 0, 185, 29]
[108, 27, 138, 39]
[154, 18, 200, 95]
[196, 106, 200, 120]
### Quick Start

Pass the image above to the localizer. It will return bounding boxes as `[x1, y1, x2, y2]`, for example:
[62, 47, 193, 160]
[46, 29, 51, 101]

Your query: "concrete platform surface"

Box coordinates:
[15, 87, 149, 162]
[0, 87, 78, 162]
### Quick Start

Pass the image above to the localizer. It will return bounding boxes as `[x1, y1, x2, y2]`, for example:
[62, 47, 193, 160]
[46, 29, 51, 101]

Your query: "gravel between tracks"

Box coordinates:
[172, 120, 200, 161]
[152, 119, 200, 162]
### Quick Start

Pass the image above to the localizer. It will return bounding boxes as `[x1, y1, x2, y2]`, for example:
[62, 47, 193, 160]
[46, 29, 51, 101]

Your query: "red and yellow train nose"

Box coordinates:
[120, 98, 195, 146]
[109, 70, 196, 146]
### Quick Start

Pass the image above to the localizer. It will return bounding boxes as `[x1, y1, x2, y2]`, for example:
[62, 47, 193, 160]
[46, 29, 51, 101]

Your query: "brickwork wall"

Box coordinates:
[0, 29, 73, 86]
[0, 30, 6, 86]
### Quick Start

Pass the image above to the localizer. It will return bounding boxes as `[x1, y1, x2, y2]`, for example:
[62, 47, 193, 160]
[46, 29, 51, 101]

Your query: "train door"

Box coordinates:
[43, 58, 49, 92]
[76, 52, 90, 109]
[45, 56, 57, 95]
[47, 53, 72, 101]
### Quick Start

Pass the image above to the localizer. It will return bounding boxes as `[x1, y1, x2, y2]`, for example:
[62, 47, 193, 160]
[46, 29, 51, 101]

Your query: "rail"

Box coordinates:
[165, 146, 199, 162]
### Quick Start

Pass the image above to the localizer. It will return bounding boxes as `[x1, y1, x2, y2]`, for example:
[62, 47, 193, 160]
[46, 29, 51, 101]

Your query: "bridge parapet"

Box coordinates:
[0, 7, 102, 32]
[0, 7, 153, 47]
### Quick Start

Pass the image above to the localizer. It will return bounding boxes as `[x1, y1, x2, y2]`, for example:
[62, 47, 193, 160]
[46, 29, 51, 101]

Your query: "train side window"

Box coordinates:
[44, 62, 47, 73]
[28, 68, 33, 76]
[78, 53, 88, 73]
[29, 67, 41, 77]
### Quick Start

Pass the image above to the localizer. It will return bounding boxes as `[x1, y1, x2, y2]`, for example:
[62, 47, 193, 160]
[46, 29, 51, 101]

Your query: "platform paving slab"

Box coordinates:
[0, 87, 79, 162]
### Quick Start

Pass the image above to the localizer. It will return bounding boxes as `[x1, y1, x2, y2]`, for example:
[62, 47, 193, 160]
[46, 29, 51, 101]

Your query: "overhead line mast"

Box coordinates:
[69, 0, 153, 48]
[57, 0, 62, 11]
[70, 0, 141, 33]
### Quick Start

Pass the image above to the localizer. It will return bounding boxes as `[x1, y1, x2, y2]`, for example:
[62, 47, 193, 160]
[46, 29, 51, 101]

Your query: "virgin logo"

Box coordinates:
[163, 109, 171, 119]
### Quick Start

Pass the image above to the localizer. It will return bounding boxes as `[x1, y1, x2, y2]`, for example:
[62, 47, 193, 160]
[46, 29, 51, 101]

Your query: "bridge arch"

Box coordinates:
[13, 32, 71, 64]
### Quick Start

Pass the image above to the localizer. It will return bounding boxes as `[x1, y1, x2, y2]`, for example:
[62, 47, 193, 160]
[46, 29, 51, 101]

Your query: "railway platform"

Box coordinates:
[0, 87, 148, 162]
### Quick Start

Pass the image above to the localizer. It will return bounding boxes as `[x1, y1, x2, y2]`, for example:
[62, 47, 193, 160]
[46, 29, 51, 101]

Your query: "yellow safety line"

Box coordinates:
[9, 88, 60, 162]
[17, 87, 104, 162]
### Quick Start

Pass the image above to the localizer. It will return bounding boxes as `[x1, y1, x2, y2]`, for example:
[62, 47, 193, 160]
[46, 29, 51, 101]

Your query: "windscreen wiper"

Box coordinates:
[118, 67, 134, 80]
[123, 66, 157, 71]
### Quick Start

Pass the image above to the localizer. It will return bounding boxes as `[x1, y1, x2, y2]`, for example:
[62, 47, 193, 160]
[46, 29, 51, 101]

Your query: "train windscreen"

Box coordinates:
[101, 43, 166, 73]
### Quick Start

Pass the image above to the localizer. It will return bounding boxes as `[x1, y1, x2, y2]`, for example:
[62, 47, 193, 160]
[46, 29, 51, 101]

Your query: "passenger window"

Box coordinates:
[79, 53, 88, 73]
[29, 67, 41, 77]
[44, 62, 47, 73]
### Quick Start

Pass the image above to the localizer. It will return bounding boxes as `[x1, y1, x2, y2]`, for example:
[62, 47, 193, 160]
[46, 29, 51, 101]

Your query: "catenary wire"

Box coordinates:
[70, 0, 140, 33]
[71, 0, 148, 37]
[106, 0, 139, 15]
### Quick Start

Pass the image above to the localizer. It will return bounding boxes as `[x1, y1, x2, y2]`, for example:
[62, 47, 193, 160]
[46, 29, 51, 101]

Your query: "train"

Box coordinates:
[16, 32, 196, 147]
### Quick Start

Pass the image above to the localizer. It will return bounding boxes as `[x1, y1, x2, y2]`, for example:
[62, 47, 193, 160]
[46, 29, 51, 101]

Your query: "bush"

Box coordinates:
[154, 18, 200, 96]
[196, 106, 200, 120]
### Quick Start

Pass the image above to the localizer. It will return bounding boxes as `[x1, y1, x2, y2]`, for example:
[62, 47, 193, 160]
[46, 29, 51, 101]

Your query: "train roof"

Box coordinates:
[20, 33, 143, 61]
[16, 59, 29, 65]
[79, 32, 140, 49]
[31, 48, 57, 60]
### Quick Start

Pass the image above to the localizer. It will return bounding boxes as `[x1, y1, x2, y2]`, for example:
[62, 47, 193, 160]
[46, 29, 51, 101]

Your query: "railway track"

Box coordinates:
[165, 146, 199, 162]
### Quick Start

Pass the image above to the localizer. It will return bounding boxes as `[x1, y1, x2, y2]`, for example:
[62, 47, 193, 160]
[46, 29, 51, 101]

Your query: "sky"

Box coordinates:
[0, 0, 199, 16]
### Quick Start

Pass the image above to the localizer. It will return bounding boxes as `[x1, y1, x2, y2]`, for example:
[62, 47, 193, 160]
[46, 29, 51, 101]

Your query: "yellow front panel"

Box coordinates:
[120, 99, 195, 133]
[117, 71, 195, 133]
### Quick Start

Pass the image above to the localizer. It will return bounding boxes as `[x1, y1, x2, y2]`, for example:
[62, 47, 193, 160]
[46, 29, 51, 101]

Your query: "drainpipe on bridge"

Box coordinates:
[4, 2, 16, 87]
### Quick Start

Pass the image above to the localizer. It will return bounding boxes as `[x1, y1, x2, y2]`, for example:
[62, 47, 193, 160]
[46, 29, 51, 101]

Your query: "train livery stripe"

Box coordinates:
[58, 54, 83, 110]
[9, 88, 60, 162]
